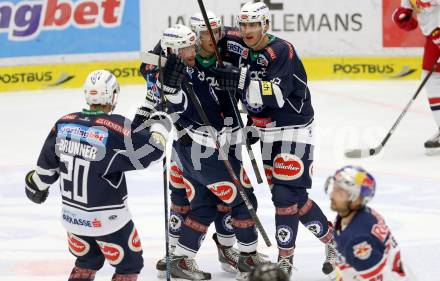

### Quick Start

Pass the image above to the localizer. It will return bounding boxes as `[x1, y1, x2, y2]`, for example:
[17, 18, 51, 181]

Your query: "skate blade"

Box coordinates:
[425, 147, 440, 156]
[221, 262, 238, 273]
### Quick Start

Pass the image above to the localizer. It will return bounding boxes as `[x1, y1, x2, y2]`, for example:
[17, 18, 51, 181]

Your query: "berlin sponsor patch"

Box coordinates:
[352, 241, 373, 260]
[183, 178, 195, 202]
[170, 162, 184, 189]
[276, 225, 294, 246]
[68, 233, 90, 256]
[304, 221, 324, 237]
[207, 181, 237, 204]
[273, 153, 304, 180]
[97, 240, 124, 265]
[240, 167, 252, 188]
[128, 227, 142, 252]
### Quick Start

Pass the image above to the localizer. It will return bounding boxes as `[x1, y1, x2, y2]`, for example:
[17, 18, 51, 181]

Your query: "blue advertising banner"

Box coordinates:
[0, 0, 139, 58]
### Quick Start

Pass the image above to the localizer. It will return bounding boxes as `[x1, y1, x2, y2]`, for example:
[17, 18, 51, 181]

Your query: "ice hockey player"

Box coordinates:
[325, 165, 409, 280]
[24, 70, 171, 281]
[213, 1, 337, 278]
[154, 24, 266, 280]
[393, 0, 440, 154]
[135, 13, 248, 278]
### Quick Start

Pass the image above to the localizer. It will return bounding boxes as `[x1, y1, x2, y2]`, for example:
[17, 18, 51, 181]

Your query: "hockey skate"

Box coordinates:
[170, 255, 211, 280]
[212, 233, 239, 273]
[236, 252, 271, 281]
[424, 128, 440, 155]
[277, 255, 296, 278]
[156, 246, 175, 278]
[322, 241, 337, 281]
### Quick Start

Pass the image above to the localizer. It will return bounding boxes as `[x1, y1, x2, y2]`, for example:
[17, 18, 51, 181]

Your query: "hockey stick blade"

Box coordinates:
[344, 146, 382, 158]
[139, 51, 166, 66]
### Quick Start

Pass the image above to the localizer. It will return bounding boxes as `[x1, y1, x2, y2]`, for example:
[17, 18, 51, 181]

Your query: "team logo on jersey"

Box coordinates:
[170, 162, 184, 189]
[352, 241, 372, 260]
[222, 214, 234, 233]
[97, 240, 125, 265]
[240, 167, 252, 188]
[263, 164, 274, 189]
[68, 233, 90, 256]
[169, 212, 183, 233]
[207, 181, 237, 204]
[128, 227, 142, 252]
[183, 178, 195, 202]
[304, 221, 324, 237]
[273, 154, 304, 181]
[257, 54, 269, 67]
[276, 225, 293, 246]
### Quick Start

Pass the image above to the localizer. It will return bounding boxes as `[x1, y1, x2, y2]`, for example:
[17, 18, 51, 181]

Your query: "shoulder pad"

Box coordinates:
[263, 38, 296, 62]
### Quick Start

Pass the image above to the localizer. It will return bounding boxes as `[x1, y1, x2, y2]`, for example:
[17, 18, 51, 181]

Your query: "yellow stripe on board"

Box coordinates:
[0, 57, 422, 92]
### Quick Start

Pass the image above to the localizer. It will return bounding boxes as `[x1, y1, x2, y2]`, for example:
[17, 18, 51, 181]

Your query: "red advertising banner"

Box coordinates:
[382, 0, 425, 47]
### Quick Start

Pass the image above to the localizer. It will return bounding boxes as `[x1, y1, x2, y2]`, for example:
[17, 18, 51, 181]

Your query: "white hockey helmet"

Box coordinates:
[83, 70, 120, 106]
[238, 1, 271, 29]
[161, 24, 197, 55]
[324, 165, 376, 206]
[190, 11, 222, 35]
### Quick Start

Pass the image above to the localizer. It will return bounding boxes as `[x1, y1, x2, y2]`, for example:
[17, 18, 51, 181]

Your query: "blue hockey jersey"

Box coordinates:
[218, 28, 314, 143]
[32, 110, 166, 236]
[334, 207, 408, 281]
[139, 42, 241, 148]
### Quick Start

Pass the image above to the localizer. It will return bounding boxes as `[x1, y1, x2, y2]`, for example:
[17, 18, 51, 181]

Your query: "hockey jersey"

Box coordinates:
[139, 43, 241, 148]
[334, 207, 408, 281]
[402, 0, 440, 35]
[218, 28, 314, 144]
[32, 110, 166, 236]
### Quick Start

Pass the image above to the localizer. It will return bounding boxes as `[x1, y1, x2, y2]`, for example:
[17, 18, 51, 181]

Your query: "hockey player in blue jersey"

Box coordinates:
[24, 70, 171, 281]
[213, 1, 337, 278]
[148, 24, 267, 280]
[325, 166, 409, 281]
[135, 13, 249, 278]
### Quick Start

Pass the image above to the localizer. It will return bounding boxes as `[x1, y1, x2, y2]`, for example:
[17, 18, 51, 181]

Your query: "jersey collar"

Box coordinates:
[82, 109, 108, 116]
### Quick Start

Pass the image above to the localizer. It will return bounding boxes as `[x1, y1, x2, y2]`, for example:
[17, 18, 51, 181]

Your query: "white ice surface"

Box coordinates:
[0, 81, 439, 280]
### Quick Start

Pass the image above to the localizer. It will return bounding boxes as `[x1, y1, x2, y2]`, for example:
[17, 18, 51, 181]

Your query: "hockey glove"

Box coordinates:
[431, 27, 440, 46]
[157, 54, 187, 95]
[149, 111, 173, 148]
[25, 170, 49, 204]
[211, 66, 250, 92]
[392, 7, 418, 31]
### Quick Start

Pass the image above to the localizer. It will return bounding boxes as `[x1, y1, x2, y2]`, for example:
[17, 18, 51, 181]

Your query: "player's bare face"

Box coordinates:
[199, 28, 221, 55]
[179, 46, 196, 67]
[239, 22, 263, 48]
[329, 185, 350, 213]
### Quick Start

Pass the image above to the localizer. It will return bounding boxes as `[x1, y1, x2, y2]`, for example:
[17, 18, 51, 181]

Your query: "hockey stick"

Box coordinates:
[158, 55, 172, 281]
[345, 64, 437, 158]
[194, 0, 264, 184]
[184, 80, 272, 247]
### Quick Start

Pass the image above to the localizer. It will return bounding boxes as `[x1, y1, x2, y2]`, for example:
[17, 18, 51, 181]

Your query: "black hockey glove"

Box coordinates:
[211, 66, 250, 92]
[158, 54, 187, 95]
[25, 170, 49, 204]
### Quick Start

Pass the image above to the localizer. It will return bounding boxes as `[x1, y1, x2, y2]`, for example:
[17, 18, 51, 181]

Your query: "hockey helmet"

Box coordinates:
[324, 165, 376, 206]
[83, 70, 120, 106]
[161, 24, 197, 56]
[237, 1, 271, 30]
[190, 11, 222, 35]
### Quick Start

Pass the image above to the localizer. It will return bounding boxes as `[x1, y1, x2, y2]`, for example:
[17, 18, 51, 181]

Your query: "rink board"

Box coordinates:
[0, 57, 422, 92]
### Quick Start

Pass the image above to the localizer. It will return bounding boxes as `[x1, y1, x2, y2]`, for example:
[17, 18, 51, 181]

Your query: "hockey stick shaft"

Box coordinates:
[185, 81, 272, 247]
[195, 0, 264, 184]
[158, 55, 171, 281]
[345, 64, 436, 158]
